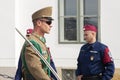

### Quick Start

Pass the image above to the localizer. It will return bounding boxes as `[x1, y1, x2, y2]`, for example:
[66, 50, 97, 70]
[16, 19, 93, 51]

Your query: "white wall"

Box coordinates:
[15, 0, 81, 68]
[0, 0, 120, 68]
[15, 0, 120, 68]
[101, 0, 120, 68]
[0, 0, 15, 67]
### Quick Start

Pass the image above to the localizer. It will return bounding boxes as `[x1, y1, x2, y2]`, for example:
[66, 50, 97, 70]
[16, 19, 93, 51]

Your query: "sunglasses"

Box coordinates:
[40, 20, 52, 25]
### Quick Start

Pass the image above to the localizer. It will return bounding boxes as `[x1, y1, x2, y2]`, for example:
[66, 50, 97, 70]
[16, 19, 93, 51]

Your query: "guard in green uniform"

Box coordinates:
[21, 6, 56, 80]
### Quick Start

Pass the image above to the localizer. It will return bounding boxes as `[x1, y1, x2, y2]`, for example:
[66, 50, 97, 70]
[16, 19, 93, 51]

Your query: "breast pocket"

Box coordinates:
[90, 51, 101, 62]
[89, 51, 103, 74]
[42, 51, 48, 60]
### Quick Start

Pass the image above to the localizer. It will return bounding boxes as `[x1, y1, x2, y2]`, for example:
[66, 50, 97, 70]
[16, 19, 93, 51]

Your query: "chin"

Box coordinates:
[46, 32, 50, 34]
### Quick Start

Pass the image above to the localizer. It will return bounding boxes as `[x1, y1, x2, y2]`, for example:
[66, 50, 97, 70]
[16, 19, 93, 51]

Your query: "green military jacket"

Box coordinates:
[21, 33, 51, 80]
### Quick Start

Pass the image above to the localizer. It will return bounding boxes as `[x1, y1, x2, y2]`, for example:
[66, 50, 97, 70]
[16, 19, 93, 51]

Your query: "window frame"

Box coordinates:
[58, 0, 101, 44]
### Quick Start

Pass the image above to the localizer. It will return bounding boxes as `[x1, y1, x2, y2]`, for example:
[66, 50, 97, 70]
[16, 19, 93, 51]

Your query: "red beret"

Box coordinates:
[83, 25, 97, 32]
[26, 29, 33, 34]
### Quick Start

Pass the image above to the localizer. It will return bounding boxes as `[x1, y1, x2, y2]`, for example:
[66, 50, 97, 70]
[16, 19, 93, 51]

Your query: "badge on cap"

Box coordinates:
[90, 56, 94, 61]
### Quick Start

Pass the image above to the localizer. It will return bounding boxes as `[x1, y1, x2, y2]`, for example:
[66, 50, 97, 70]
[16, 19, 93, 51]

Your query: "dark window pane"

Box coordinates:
[64, 0, 77, 16]
[84, 17, 98, 27]
[64, 18, 77, 40]
[84, 0, 98, 15]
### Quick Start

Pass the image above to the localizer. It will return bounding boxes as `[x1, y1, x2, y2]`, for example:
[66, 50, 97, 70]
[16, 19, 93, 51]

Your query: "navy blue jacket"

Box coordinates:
[14, 57, 22, 80]
[76, 41, 115, 80]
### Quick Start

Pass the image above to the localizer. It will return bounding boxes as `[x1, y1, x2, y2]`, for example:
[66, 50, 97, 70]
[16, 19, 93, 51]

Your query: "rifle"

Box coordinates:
[15, 28, 61, 80]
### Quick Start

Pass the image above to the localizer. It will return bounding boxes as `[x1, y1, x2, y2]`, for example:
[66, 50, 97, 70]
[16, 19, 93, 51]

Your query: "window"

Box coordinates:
[58, 0, 100, 43]
[62, 69, 76, 80]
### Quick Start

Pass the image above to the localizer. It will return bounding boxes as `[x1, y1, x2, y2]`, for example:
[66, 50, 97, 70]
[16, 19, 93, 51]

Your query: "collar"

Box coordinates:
[87, 41, 98, 48]
[32, 33, 46, 43]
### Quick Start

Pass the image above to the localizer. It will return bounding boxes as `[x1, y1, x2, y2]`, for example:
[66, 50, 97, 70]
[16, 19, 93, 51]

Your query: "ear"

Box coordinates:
[92, 31, 96, 36]
[36, 20, 42, 26]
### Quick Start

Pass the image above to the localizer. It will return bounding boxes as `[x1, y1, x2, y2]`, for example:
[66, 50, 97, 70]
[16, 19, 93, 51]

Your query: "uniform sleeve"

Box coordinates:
[102, 47, 115, 80]
[75, 51, 81, 76]
[47, 47, 57, 80]
[25, 45, 51, 80]
[14, 56, 22, 80]
[50, 59, 57, 80]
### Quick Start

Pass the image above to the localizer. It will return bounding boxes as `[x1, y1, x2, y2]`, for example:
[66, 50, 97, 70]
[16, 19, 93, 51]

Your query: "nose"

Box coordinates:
[50, 26, 52, 28]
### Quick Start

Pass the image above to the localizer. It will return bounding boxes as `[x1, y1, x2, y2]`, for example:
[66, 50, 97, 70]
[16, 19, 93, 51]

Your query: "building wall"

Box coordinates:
[0, 0, 15, 67]
[101, 0, 120, 68]
[0, 0, 120, 69]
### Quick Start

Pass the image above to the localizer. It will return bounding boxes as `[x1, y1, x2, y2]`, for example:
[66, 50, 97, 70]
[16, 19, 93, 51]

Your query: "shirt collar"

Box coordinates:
[32, 33, 46, 43]
[88, 41, 98, 48]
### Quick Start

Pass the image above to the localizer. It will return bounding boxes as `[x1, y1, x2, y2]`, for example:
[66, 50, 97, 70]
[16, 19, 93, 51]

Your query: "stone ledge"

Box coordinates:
[0, 67, 119, 80]
[0, 67, 16, 80]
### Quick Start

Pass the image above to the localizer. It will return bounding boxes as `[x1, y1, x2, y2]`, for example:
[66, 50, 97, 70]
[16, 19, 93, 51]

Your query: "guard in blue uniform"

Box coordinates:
[76, 24, 115, 80]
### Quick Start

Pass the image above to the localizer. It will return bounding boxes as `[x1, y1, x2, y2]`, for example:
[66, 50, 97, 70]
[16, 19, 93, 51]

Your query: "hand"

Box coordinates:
[77, 75, 83, 80]
[50, 77, 54, 80]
